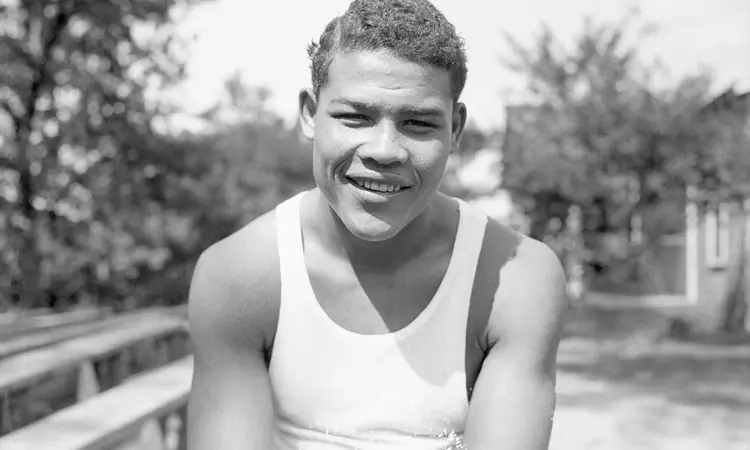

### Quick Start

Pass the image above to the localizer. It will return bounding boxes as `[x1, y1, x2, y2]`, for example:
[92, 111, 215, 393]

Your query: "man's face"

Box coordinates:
[299, 49, 467, 242]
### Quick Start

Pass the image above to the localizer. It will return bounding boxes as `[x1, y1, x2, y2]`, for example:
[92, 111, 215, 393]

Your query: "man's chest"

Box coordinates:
[304, 238, 452, 334]
[303, 242, 491, 396]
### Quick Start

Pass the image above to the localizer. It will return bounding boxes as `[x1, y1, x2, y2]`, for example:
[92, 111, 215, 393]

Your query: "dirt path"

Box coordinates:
[550, 327, 750, 450]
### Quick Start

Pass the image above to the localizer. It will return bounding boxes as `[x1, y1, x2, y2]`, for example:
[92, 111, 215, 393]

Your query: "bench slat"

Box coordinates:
[0, 306, 187, 360]
[0, 356, 194, 450]
[0, 308, 112, 338]
[0, 315, 188, 395]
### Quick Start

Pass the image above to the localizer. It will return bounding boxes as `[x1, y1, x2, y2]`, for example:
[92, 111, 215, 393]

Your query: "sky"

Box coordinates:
[173, 0, 750, 131]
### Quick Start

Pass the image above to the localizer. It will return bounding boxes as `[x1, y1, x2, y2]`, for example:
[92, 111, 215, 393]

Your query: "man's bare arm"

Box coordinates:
[187, 214, 280, 450]
[463, 237, 569, 450]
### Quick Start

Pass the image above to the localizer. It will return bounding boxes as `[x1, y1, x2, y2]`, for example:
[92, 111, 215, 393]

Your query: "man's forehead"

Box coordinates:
[320, 51, 452, 111]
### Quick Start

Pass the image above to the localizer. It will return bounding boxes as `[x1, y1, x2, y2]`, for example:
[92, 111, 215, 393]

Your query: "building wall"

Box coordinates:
[691, 201, 746, 327]
[586, 198, 744, 326]
[587, 234, 688, 297]
[650, 236, 687, 296]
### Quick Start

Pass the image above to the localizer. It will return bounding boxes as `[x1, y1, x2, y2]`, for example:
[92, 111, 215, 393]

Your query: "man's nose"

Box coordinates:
[357, 122, 408, 165]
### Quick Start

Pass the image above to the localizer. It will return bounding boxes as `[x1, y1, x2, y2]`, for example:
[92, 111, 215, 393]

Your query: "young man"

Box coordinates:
[187, 1, 568, 449]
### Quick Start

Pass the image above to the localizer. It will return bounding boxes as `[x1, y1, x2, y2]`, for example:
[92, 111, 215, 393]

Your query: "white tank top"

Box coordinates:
[270, 191, 487, 450]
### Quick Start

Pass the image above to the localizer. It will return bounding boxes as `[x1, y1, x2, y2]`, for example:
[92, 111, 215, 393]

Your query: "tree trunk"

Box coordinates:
[16, 151, 45, 309]
[719, 199, 749, 333]
[12, 9, 72, 309]
[566, 205, 586, 303]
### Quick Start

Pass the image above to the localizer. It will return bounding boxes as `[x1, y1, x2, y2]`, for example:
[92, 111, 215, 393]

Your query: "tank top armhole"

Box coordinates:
[269, 191, 309, 370]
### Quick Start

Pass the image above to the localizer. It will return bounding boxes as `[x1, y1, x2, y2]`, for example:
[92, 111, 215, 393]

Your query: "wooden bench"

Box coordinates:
[0, 307, 189, 436]
[0, 307, 112, 340]
[0, 306, 186, 360]
[0, 356, 194, 450]
[0, 307, 53, 323]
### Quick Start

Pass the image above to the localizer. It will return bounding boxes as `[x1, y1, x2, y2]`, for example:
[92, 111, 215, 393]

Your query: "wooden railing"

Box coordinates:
[0, 307, 112, 343]
[1, 357, 193, 450]
[0, 305, 192, 450]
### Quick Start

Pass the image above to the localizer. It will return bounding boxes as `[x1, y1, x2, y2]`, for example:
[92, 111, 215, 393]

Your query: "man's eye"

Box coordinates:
[334, 113, 369, 124]
[404, 120, 437, 129]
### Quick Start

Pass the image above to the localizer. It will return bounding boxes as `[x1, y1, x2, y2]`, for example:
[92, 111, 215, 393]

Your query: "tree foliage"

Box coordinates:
[0, 0, 314, 311]
[501, 15, 750, 330]
[0, 0, 213, 309]
[501, 17, 712, 240]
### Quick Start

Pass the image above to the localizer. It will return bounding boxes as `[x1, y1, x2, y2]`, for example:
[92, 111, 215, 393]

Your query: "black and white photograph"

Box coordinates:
[0, 1, 748, 449]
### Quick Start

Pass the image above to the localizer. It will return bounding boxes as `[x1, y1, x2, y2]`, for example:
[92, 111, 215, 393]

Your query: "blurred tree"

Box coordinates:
[194, 74, 315, 221]
[501, 15, 750, 330]
[129, 76, 315, 307]
[502, 16, 698, 240]
[458, 122, 491, 156]
[0, 0, 210, 309]
[440, 122, 513, 203]
[439, 123, 491, 199]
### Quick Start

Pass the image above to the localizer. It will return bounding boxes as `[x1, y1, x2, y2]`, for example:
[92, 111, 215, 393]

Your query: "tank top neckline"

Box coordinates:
[286, 190, 470, 343]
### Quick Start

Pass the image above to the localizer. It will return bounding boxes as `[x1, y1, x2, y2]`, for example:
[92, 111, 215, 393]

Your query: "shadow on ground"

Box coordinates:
[551, 300, 750, 449]
[558, 301, 750, 414]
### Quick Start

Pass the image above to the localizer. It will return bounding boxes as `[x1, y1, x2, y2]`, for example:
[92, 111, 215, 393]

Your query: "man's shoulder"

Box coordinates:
[504, 228, 563, 280]
[188, 207, 281, 349]
[195, 208, 280, 290]
[479, 214, 564, 287]
[476, 216, 568, 343]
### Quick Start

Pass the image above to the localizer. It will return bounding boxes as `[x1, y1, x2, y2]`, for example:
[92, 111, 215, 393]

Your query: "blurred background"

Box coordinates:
[0, 0, 748, 449]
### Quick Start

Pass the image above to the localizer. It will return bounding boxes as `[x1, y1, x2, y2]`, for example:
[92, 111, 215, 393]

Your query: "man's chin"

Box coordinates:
[319, 185, 415, 242]
[341, 213, 404, 243]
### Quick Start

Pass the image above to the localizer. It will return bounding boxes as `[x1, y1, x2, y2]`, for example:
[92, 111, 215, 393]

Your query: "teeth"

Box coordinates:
[353, 179, 403, 193]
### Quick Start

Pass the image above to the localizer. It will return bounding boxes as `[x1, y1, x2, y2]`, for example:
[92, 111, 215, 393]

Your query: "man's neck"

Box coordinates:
[306, 190, 453, 271]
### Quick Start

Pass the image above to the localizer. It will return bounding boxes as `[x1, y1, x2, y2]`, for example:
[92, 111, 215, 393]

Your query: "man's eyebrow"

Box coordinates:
[328, 98, 370, 109]
[329, 98, 445, 117]
[400, 106, 445, 117]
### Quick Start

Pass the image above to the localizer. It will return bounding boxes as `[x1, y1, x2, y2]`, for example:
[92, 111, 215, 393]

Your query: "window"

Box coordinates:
[705, 203, 731, 269]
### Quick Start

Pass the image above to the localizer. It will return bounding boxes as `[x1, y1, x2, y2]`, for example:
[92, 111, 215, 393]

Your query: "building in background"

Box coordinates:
[501, 90, 749, 328]
[682, 89, 749, 327]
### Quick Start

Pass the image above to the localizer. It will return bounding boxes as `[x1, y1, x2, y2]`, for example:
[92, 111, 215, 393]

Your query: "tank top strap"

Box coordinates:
[275, 191, 308, 289]
[448, 199, 488, 292]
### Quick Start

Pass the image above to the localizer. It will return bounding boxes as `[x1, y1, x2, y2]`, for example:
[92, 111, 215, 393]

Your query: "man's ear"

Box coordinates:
[299, 88, 317, 141]
[450, 102, 468, 154]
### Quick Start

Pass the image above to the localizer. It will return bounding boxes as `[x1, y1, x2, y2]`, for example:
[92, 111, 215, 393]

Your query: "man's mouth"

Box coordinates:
[346, 177, 409, 194]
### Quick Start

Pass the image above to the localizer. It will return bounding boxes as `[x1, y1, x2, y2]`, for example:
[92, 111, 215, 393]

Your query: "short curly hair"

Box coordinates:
[307, 0, 468, 103]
